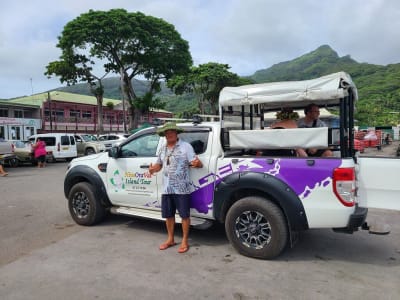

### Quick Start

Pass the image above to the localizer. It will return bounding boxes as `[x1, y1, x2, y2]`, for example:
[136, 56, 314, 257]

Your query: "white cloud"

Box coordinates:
[1, 0, 400, 98]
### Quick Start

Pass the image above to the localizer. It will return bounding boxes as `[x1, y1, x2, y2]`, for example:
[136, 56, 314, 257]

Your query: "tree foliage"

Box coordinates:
[168, 62, 251, 115]
[45, 9, 192, 129]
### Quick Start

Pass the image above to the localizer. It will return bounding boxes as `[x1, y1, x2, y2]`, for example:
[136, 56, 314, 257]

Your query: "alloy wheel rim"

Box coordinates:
[72, 191, 90, 218]
[234, 210, 271, 249]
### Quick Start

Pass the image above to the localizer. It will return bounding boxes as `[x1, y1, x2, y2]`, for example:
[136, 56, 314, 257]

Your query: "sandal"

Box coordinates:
[159, 242, 177, 250]
[178, 245, 190, 253]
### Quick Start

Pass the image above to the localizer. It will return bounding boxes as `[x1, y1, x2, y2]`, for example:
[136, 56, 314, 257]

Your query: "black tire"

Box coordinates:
[85, 148, 96, 156]
[8, 158, 19, 168]
[225, 196, 288, 259]
[68, 182, 106, 226]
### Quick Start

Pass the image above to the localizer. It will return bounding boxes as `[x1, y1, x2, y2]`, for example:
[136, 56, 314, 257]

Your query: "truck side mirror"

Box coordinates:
[108, 146, 119, 158]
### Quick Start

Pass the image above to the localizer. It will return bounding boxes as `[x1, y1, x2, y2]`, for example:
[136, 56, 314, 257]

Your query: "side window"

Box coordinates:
[42, 137, 56, 146]
[70, 136, 75, 145]
[61, 136, 70, 145]
[120, 134, 160, 157]
[179, 131, 209, 154]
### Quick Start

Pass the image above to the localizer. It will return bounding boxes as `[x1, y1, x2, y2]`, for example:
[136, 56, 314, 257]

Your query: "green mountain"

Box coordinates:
[249, 45, 400, 126]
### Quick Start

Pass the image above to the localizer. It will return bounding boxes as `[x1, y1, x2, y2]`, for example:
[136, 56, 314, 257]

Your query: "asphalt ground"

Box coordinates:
[0, 161, 399, 300]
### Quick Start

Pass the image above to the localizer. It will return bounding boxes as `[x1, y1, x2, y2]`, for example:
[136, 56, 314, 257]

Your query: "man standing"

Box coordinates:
[148, 122, 202, 253]
[297, 103, 333, 157]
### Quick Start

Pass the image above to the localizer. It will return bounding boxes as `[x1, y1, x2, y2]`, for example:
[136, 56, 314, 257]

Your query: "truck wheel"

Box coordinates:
[225, 196, 288, 259]
[68, 182, 106, 226]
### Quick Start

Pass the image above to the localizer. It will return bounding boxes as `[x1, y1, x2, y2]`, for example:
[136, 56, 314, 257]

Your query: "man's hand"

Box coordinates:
[190, 156, 203, 168]
[148, 162, 161, 175]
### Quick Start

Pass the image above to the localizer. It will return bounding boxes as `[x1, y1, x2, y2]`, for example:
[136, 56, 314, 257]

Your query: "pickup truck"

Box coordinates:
[64, 72, 399, 259]
[74, 134, 106, 156]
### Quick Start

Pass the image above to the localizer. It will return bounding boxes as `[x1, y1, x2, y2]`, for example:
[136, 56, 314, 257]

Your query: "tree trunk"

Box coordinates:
[120, 68, 139, 130]
[96, 95, 104, 135]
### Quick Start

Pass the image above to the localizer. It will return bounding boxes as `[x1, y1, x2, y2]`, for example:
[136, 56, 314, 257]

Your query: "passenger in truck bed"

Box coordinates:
[265, 108, 308, 157]
[297, 103, 333, 157]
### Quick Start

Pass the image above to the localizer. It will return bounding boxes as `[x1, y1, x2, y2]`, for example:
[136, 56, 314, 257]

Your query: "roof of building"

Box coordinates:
[8, 91, 121, 107]
[0, 99, 40, 108]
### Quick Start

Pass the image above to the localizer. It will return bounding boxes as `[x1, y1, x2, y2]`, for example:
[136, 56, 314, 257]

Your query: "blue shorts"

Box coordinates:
[161, 194, 191, 218]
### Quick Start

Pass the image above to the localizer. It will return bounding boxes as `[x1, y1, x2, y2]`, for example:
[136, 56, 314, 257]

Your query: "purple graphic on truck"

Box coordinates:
[190, 158, 342, 214]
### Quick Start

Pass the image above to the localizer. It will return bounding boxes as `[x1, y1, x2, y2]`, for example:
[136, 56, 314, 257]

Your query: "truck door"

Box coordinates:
[357, 157, 400, 211]
[172, 128, 215, 219]
[106, 132, 161, 209]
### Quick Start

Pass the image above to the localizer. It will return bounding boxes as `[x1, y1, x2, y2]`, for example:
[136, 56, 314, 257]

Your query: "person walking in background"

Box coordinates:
[33, 138, 47, 168]
[148, 122, 203, 254]
[0, 159, 8, 176]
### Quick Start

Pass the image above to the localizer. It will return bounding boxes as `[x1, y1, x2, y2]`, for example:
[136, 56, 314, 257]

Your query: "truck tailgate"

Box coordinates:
[357, 157, 400, 211]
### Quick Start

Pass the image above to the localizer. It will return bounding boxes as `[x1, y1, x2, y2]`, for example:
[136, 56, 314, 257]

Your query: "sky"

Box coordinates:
[1, 0, 400, 99]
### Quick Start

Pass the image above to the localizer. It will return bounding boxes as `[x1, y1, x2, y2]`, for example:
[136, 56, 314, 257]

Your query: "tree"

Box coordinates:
[168, 62, 251, 115]
[45, 9, 192, 130]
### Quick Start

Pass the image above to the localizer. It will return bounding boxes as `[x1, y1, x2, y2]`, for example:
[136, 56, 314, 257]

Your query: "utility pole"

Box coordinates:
[48, 92, 53, 131]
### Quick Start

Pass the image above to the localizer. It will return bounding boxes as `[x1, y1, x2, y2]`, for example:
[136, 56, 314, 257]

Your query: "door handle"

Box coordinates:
[140, 164, 150, 169]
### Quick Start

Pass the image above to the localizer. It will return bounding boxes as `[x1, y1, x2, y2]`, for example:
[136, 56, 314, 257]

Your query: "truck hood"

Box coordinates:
[70, 152, 108, 164]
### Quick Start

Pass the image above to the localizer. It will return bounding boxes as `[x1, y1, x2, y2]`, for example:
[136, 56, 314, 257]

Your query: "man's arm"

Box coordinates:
[148, 163, 162, 175]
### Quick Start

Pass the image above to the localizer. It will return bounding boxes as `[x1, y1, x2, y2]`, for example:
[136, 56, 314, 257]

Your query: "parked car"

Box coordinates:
[74, 134, 106, 156]
[28, 133, 77, 162]
[98, 133, 130, 151]
[11, 141, 33, 166]
[0, 138, 17, 167]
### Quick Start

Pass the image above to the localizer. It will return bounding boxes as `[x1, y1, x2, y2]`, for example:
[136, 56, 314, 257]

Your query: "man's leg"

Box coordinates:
[180, 217, 190, 249]
[159, 217, 176, 250]
[165, 217, 175, 244]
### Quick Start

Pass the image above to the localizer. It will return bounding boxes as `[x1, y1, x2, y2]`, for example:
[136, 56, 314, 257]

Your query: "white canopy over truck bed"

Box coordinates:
[219, 71, 357, 109]
[218, 72, 357, 156]
[219, 71, 400, 211]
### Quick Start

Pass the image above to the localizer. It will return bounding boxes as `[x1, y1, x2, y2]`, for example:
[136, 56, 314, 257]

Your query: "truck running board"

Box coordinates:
[362, 222, 391, 235]
[110, 206, 214, 229]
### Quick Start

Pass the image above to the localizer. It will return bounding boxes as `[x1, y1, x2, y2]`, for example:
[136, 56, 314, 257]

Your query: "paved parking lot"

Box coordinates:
[0, 162, 399, 300]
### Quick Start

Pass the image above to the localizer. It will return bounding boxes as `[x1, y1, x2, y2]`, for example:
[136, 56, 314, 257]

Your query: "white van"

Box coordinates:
[28, 133, 77, 162]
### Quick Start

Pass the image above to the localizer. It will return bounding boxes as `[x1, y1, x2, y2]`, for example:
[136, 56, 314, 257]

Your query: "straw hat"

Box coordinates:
[156, 122, 184, 136]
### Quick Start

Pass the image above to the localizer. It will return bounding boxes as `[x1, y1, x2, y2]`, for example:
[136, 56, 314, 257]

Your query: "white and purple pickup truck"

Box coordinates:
[64, 72, 399, 259]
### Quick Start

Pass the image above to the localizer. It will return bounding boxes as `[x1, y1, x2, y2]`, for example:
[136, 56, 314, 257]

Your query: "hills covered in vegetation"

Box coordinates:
[56, 45, 400, 126]
[249, 45, 400, 126]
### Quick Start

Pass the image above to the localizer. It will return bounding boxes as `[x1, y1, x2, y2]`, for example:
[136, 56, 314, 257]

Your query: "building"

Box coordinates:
[4, 91, 173, 138]
[0, 100, 41, 140]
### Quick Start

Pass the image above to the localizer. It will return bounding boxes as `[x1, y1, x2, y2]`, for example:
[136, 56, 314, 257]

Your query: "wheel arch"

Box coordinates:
[64, 165, 111, 207]
[214, 171, 309, 232]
